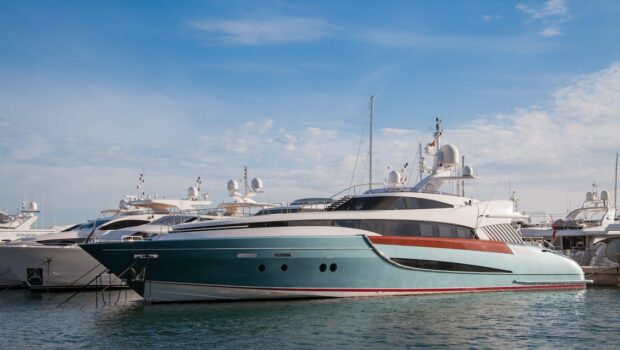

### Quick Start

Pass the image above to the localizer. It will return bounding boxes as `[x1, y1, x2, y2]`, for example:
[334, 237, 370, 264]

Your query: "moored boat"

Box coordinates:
[80, 120, 588, 303]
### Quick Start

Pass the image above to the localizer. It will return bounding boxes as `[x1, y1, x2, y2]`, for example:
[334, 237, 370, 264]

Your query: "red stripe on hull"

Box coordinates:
[157, 281, 586, 293]
[368, 236, 513, 255]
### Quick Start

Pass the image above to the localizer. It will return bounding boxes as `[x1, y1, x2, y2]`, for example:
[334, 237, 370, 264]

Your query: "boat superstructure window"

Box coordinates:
[334, 196, 453, 211]
[99, 219, 151, 231]
[79, 218, 112, 230]
[150, 215, 197, 226]
[240, 219, 474, 238]
[254, 207, 303, 216]
[61, 224, 82, 232]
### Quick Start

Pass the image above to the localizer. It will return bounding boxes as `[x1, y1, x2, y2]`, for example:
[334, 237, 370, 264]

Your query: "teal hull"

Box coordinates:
[80, 235, 586, 303]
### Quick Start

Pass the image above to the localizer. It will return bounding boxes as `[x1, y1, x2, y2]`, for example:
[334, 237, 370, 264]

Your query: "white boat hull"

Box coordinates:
[0, 244, 121, 290]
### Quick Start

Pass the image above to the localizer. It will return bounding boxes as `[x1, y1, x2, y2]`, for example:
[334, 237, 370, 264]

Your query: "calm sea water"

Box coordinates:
[1, 288, 619, 349]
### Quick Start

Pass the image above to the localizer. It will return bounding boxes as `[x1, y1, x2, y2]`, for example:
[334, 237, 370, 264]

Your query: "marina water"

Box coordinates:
[2, 288, 619, 349]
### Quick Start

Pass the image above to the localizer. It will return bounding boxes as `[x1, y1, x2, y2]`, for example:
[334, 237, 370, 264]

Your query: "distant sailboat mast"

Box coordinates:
[615, 152, 619, 210]
[369, 95, 374, 191]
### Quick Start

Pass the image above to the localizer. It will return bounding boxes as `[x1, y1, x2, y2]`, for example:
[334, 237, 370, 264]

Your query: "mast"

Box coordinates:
[432, 117, 443, 173]
[418, 143, 424, 182]
[369, 95, 374, 191]
[615, 152, 618, 209]
[244, 166, 248, 196]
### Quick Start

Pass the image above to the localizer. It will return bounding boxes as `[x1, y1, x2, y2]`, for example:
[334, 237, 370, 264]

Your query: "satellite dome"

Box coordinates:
[27, 202, 38, 211]
[388, 170, 402, 186]
[187, 186, 199, 199]
[601, 190, 610, 201]
[437, 144, 460, 168]
[119, 199, 129, 209]
[462, 165, 474, 177]
[227, 180, 239, 195]
[586, 192, 594, 202]
[251, 178, 263, 192]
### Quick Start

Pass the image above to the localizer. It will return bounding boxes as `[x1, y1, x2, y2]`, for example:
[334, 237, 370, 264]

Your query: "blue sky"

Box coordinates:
[1, 0, 620, 225]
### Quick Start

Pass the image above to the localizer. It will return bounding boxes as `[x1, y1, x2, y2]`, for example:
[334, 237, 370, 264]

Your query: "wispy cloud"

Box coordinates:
[360, 29, 556, 54]
[189, 17, 332, 45]
[516, 0, 570, 38]
[482, 15, 502, 22]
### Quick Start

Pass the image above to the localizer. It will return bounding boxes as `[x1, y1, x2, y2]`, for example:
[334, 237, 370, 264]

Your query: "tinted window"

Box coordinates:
[151, 215, 196, 226]
[176, 218, 473, 239]
[100, 219, 150, 231]
[334, 196, 452, 211]
[391, 258, 511, 273]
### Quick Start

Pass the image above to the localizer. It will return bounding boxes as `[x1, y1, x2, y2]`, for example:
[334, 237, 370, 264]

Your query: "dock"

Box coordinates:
[583, 266, 620, 287]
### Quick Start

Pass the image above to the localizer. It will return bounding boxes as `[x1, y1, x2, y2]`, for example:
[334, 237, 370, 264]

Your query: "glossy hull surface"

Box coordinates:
[81, 235, 587, 303]
[0, 244, 121, 290]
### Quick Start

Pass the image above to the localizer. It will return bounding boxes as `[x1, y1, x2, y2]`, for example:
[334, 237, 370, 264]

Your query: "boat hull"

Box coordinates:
[80, 235, 587, 303]
[0, 244, 122, 290]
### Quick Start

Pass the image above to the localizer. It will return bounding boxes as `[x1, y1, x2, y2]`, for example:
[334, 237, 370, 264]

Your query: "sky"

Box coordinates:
[1, 0, 620, 225]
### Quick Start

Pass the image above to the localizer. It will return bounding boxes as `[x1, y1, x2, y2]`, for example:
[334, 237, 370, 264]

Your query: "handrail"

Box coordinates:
[329, 183, 384, 199]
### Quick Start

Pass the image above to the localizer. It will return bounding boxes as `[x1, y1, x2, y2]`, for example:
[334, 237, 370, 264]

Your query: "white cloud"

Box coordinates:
[482, 15, 501, 22]
[189, 17, 332, 45]
[516, 0, 570, 38]
[539, 26, 562, 37]
[360, 29, 555, 54]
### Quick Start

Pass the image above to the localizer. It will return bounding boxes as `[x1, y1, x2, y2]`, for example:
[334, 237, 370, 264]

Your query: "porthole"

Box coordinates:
[319, 263, 327, 272]
[281, 264, 288, 271]
[330, 263, 337, 272]
[258, 264, 265, 272]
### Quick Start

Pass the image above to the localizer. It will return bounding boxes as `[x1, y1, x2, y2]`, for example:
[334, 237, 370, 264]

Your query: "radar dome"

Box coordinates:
[227, 180, 239, 195]
[586, 192, 594, 202]
[27, 202, 38, 211]
[437, 144, 460, 168]
[119, 199, 129, 209]
[601, 190, 610, 201]
[388, 170, 402, 186]
[187, 186, 199, 199]
[462, 165, 474, 177]
[251, 178, 264, 192]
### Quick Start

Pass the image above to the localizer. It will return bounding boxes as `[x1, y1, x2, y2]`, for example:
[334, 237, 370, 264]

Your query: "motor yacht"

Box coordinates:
[1, 201, 59, 287]
[520, 184, 618, 265]
[0, 178, 213, 290]
[81, 121, 588, 303]
[0, 201, 57, 242]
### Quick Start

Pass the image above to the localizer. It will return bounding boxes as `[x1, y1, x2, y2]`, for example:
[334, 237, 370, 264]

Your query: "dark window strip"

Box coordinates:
[391, 258, 512, 273]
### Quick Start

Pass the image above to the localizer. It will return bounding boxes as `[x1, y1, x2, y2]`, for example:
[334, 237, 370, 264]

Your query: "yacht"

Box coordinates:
[520, 184, 618, 265]
[1, 201, 59, 287]
[0, 178, 213, 290]
[0, 202, 57, 242]
[80, 122, 588, 303]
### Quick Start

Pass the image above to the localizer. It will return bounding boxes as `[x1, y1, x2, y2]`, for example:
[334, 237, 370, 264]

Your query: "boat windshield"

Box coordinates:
[79, 218, 112, 230]
[565, 208, 607, 224]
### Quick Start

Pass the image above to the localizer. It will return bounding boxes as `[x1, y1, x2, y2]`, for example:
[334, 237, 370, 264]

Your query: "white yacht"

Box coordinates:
[0, 201, 57, 242]
[0, 178, 213, 290]
[520, 184, 618, 265]
[1, 201, 59, 287]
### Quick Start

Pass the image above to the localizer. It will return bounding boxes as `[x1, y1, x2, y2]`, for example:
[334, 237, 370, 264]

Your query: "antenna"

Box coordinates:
[369, 95, 374, 191]
[137, 173, 145, 198]
[418, 143, 424, 183]
[244, 166, 249, 195]
[461, 155, 465, 197]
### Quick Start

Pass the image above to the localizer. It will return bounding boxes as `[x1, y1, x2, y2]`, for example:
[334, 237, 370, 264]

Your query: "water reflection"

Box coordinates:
[1, 289, 619, 349]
